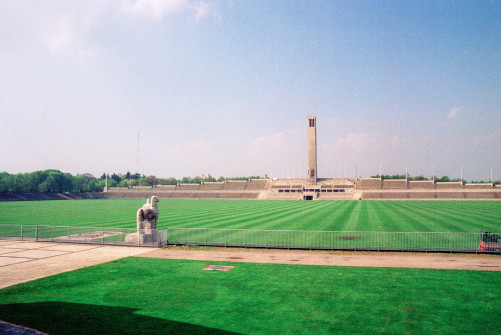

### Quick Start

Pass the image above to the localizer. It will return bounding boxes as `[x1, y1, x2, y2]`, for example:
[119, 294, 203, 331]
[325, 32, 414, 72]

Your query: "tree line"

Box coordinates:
[0, 170, 105, 193]
[370, 174, 499, 184]
[0, 170, 265, 193]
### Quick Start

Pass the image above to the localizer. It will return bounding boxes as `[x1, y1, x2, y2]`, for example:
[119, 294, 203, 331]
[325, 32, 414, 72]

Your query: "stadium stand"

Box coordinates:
[407, 192, 436, 199]
[177, 184, 200, 190]
[464, 183, 493, 189]
[437, 192, 464, 199]
[464, 192, 495, 199]
[357, 178, 382, 190]
[382, 192, 408, 199]
[245, 179, 269, 190]
[131, 186, 154, 190]
[361, 192, 383, 199]
[223, 181, 247, 190]
[408, 181, 435, 189]
[435, 182, 463, 189]
[155, 185, 176, 190]
[199, 182, 224, 190]
[382, 179, 408, 189]
[107, 187, 130, 192]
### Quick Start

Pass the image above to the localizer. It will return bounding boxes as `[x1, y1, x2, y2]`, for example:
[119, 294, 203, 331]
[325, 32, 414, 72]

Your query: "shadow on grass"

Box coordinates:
[0, 302, 240, 335]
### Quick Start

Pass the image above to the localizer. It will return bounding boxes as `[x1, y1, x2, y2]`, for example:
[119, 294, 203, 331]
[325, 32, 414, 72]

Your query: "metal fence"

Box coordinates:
[0, 224, 161, 247]
[1, 225, 500, 253]
[164, 228, 501, 253]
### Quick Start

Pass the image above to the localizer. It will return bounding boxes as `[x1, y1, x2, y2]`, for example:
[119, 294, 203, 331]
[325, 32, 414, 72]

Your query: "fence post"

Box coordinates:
[20, 225, 23, 241]
[35, 226, 38, 242]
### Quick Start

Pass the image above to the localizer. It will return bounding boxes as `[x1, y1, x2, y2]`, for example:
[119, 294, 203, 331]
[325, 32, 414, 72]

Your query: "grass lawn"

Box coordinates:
[0, 257, 499, 334]
[1, 199, 500, 232]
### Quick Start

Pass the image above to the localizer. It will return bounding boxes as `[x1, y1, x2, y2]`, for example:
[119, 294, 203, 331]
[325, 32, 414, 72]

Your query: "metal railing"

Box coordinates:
[0, 224, 161, 247]
[163, 228, 501, 253]
[1, 225, 500, 253]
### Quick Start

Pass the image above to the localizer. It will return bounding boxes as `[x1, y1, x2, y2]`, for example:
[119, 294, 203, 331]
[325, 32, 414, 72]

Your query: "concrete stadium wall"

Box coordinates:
[436, 192, 464, 199]
[464, 192, 495, 199]
[464, 183, 493, 189]
[407, 192, 436, 199]
[362, 192, 383, 199]
[435, 182, 463, 190]
[357, 178, 382, 190]
[155, 185, 176, 190]
[408, 181, 435, 189]
[382, 192, 408, 199]
[382, 180, 408, 190]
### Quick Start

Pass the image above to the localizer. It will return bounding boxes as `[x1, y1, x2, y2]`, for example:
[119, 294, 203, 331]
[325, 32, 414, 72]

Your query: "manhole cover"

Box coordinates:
[203, 265, 234, 271]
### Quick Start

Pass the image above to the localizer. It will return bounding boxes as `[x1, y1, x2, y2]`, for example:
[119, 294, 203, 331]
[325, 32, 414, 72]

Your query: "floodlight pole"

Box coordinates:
[461, 166, 463, 185]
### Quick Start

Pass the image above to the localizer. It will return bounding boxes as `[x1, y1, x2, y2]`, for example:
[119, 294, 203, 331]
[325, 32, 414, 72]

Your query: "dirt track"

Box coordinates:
[138, 246, 501, 271]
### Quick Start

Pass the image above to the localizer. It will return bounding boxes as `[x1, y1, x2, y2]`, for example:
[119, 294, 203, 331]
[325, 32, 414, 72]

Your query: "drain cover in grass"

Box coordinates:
[203, 265, 234, 271]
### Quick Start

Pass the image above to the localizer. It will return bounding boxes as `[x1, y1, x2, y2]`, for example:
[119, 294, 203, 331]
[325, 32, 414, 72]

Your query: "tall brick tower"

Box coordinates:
[308, 116, 317, 184]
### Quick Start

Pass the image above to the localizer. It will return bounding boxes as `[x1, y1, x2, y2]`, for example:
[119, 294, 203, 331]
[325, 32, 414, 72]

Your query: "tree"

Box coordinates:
[111, 173, 121, 183]
[410, 175, 428, 181]
[145, 175, 158, 186]
[158, 177, 177, 185]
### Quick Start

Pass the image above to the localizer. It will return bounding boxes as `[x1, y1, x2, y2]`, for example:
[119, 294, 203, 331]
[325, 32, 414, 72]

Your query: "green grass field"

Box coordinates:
[0, 257, 499, 334]
[1, 199, 500, 232]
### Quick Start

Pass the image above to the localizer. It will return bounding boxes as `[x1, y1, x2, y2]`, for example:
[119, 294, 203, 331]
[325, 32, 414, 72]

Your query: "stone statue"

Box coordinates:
[125, 196, 161, 245]
[137, 196, 159, 232]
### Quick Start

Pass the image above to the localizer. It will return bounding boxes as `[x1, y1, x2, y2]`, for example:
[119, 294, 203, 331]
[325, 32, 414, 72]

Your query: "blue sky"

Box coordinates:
[1, 0, 500, 181]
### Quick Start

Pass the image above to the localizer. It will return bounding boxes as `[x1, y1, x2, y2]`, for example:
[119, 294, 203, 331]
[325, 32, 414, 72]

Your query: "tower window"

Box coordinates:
[311, 169, 315, 177]
[309, 119, 315, 127]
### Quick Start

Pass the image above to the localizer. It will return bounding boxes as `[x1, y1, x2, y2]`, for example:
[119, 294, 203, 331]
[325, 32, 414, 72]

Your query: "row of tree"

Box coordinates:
[0, 170, 107, 193]
[0, 170, 266, 193]
[103, 174, 264, 188]
[370, 174, 500, 184]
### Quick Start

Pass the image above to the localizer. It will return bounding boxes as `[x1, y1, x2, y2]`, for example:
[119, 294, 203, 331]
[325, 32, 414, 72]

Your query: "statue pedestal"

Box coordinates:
[125, 230, 160, 246]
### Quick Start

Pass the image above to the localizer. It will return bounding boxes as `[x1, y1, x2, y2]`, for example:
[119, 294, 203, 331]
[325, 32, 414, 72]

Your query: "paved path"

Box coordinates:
[0, 240, 151, 289]
[138, 247, 501, 271]
[1, 241, 500, 290]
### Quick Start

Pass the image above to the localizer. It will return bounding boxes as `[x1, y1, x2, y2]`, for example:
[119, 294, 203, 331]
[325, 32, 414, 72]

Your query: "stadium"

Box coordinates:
[1, 1, 501, 333]
[100, 117, 501, 201]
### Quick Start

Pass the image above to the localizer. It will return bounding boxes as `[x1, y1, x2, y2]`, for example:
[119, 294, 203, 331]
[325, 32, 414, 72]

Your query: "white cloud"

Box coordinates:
[448, 107, 461, 118]
[250, 128, 300, 153]
[0, 1, 105, 56]
[333, 132, 370, 151]
[121, 0, 221, 21]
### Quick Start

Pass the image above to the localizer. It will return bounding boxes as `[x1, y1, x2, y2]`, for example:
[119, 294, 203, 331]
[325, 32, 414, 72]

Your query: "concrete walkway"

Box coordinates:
[138, 247, 501, 271]
[0, 240, 152, 289]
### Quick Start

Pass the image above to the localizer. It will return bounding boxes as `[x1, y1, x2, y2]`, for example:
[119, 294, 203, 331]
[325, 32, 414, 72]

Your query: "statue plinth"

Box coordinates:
[125, 196, 161, 246]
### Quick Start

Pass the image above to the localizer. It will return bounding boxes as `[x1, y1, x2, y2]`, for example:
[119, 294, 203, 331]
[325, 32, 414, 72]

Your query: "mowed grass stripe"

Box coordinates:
[166, 201, 306, 229]
[403, 202, 495, 232]
[208, 201, 327, 230]
[162, 201, 296, 228]
[1, 199, 501, 232]
[381, 202, 437, 232]
[260, 201, 335, 230]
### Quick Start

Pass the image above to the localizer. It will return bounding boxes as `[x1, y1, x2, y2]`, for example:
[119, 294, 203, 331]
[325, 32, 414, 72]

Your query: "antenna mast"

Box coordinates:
[136, 132, 139, 175]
